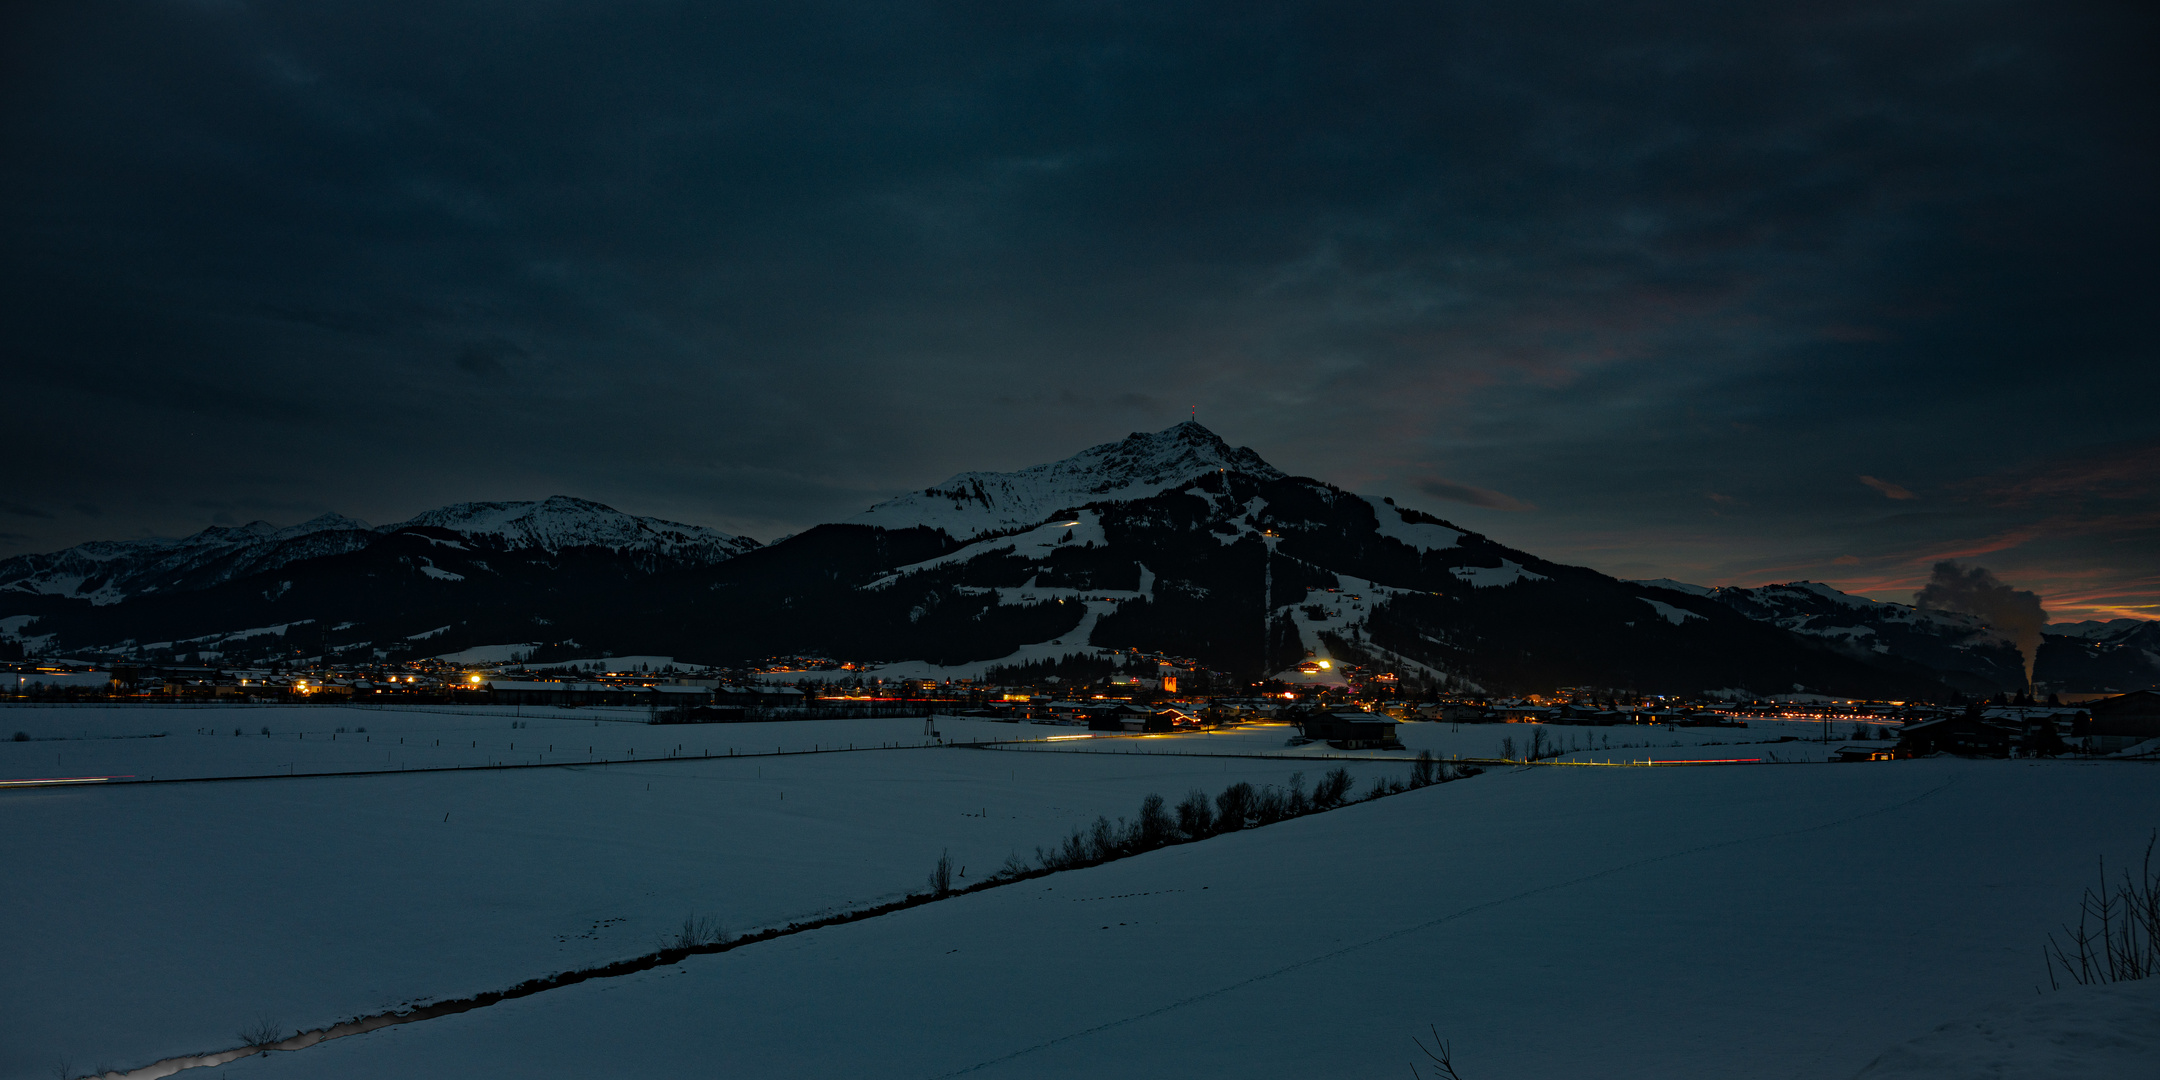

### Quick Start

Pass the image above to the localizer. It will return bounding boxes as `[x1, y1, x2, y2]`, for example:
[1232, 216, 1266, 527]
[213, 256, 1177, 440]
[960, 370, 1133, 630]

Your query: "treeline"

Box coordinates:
[946, 752, 1470, 888]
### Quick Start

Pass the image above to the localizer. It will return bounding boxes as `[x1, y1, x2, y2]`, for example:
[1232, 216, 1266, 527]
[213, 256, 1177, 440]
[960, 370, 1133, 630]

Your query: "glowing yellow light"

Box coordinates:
[469, 675, 482, 684]
[1318, 660, 1331, 669]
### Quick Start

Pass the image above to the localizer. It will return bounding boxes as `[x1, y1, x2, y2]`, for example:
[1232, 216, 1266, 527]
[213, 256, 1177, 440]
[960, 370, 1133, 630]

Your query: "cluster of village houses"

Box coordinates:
[4, 656, 2154, 759]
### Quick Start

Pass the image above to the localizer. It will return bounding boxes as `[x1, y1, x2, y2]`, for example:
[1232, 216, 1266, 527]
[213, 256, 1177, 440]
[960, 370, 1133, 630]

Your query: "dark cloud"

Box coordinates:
[1416, 478, 1534, 513]
[1859, 476, 1916, 501]
[455, 338, 525, 378]
[1, 502, 54, 519]
[0, 0, 2151, 617]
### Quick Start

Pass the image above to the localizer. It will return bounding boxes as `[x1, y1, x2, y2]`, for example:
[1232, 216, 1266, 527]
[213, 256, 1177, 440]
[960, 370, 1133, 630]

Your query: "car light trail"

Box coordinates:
[0, 775, 134, 788]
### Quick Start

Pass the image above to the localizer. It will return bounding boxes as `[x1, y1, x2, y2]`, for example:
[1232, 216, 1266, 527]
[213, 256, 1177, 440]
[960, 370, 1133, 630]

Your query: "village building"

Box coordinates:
[2084, 690, 2160, 754]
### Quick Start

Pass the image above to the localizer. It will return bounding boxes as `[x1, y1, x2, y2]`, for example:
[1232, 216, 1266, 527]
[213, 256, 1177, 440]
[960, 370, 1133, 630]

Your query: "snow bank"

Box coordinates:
[1854, 978, 2160, 1079]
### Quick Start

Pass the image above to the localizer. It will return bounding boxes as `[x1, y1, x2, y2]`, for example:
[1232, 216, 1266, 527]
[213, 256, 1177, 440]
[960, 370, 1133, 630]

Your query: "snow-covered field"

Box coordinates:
[150, 757, 2160, 1080]
[0, 705, 1079, 782]
[1, 719, 1410, 1078]
[8, 703, 2150, 1080]
[0, 704, 1852, 786]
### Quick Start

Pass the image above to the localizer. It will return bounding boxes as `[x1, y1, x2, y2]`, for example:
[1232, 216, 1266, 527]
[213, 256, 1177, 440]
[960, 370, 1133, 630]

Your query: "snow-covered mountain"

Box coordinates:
[0, 514, 376, 605]
[2034, 618, 2160, 693]
[1630, 578, 2026, 691]
[0, 426, 1963, 698]
[2048, 619, 2155, 641]
[1630, 577, 2159, 693]
[397, 496, 759, 562]
[819, 459, 1936, 698]
[850, 420, 1286, 540]
[0, 497, 757, 605]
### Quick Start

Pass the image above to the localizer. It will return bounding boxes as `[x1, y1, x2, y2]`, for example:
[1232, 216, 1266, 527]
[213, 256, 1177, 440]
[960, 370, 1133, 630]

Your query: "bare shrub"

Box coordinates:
[237, 1015, 285, 1049]
[1412, 749, 1437, 787]
[1175, 789, 1214, 839]
[929, 849, 955, 895]
[1214, 782, 1255, 832]
[1087, 816, 1120, 861]
[2046, 830, 2160, 987]
[671, 914, 726, 949]
[1412, 1026, 1469, 1079]
[1311, 767, 1354, 809]
[1135, 793, 1175, 849]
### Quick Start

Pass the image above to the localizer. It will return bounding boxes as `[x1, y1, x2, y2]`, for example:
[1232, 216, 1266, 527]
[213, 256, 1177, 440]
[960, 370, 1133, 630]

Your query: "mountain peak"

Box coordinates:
[850, 421, 1286, 539]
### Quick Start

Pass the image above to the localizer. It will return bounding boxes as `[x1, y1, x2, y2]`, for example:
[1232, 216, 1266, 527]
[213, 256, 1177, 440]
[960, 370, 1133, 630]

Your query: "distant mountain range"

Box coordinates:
[2, 422, 2150, 696]
[0, 496, 757, 607]
[1626, 578, 2160, 696]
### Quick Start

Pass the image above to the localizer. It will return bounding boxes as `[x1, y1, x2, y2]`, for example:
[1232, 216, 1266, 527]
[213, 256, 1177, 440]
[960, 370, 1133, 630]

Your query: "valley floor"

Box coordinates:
[0, 707, 1407, 1078]
[3, 706, 2152, 1079]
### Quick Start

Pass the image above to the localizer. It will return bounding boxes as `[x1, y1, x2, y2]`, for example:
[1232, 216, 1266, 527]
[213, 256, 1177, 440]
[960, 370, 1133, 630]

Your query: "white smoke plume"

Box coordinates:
[1914, 561, 2049, 689]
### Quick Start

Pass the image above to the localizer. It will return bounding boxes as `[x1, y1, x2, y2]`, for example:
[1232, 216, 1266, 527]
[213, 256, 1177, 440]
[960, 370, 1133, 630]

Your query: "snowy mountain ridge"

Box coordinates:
[849, 420, 1286, 540]
[1632, 578, 1986, 630]
[2047, 618, 2158, 642]
[0, 497, 758, 605]
[1631, 578, 2015, 691]
[0, 514, 377, 605]
[397, 496, 760, 563]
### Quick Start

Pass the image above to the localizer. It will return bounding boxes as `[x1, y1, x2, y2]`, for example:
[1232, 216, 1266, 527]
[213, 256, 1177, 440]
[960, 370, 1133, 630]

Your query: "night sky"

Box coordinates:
[3, 2, 2153, 620]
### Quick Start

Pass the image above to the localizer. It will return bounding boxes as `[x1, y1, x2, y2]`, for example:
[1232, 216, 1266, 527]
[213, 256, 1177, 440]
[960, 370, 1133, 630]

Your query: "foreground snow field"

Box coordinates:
[177, 758, 2156, 1080]
[1856, 978, 2160, 1078]
[0, 729, 1407, 1078]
